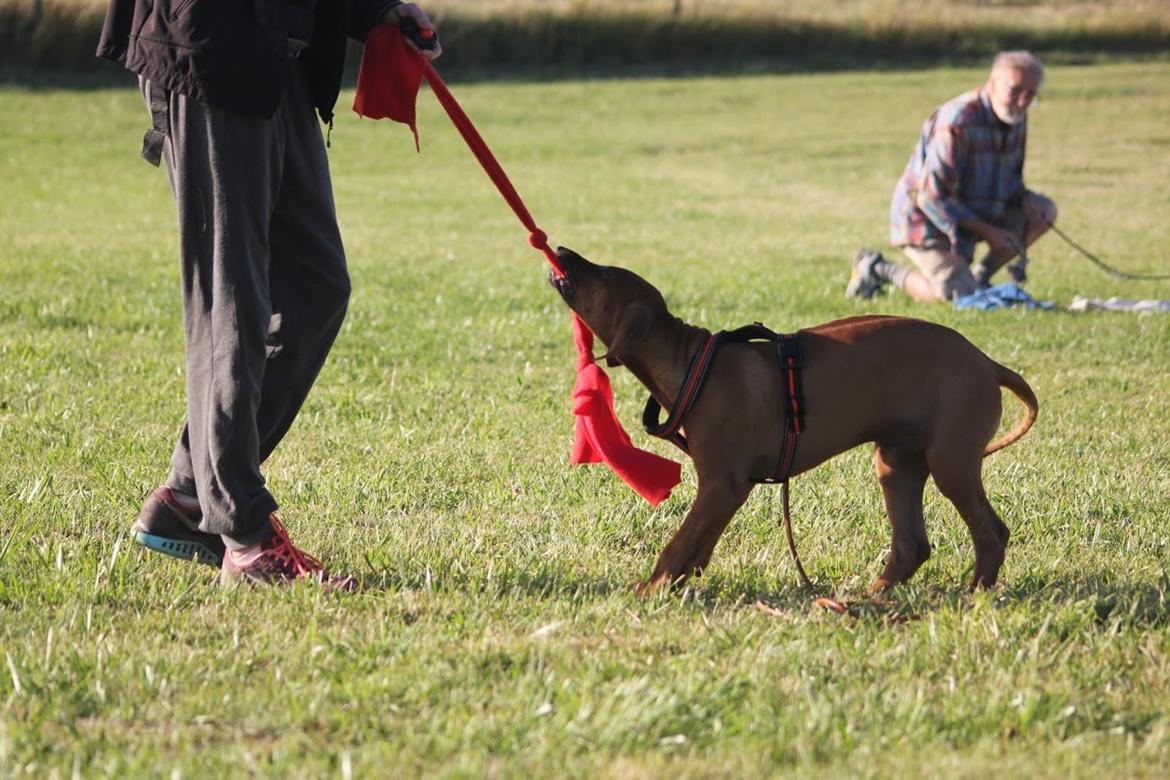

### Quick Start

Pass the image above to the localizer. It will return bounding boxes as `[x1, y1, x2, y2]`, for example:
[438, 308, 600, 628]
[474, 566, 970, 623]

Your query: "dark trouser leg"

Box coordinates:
[159, 83, 280, 540]
[253, 63, 350, 461]
[153, 63, 348, 541]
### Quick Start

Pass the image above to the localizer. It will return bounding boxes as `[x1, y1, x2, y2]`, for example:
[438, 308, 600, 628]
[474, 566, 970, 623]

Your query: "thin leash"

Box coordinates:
[781, 482, 814, 591]
[1046, 221, 1170, 281]
[785, 480, 852, 614]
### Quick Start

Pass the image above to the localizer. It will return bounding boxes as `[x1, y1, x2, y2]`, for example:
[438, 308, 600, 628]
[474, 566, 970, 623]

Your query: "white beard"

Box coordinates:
[991, 102, 1026, 125]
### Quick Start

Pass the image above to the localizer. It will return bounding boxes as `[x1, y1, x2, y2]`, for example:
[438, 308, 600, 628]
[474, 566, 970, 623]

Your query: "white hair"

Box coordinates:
[991, 51, 1045, 84]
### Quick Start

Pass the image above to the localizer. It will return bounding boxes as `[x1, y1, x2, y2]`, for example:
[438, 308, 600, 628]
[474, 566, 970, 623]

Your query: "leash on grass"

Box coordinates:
[781, 482, 815, 591]
[1003, 218, 1169, 285]
[1046, 221, 1170, 281]
[784, 481, 855, 614]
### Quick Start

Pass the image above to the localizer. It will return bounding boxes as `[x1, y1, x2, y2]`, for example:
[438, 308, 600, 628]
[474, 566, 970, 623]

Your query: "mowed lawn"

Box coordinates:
[2, 60, 1169, 776]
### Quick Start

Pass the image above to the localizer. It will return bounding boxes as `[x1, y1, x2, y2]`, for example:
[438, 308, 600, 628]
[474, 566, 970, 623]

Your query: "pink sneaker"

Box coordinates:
[219, 515, 357, 590]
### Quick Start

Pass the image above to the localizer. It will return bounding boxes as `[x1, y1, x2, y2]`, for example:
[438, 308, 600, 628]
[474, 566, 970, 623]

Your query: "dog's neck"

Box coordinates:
[622, 315, 710, 410]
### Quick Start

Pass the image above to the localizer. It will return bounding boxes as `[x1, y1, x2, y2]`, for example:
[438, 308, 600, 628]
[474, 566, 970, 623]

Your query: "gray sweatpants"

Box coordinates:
[142, 61, 350, 542]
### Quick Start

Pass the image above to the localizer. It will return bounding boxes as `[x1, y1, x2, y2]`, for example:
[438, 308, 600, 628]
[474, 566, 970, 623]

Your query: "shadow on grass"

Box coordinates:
[126, 548, 1170, 630]
[999, 571, 1170, 628]
[714, 568, 1170, 626]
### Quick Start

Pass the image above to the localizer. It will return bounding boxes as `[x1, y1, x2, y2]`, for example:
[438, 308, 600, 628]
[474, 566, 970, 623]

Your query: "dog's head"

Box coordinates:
[549, 247, 669, 367]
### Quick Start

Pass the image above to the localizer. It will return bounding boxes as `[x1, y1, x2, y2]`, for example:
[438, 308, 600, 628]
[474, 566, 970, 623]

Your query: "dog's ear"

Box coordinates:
[601, 303, 653, 367]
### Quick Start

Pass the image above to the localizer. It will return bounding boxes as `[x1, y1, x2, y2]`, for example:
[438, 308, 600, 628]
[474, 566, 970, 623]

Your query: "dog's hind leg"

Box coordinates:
[928, 450, 1010, 590]
[867, 444, 932, 594]
[635, 477, 754, 597]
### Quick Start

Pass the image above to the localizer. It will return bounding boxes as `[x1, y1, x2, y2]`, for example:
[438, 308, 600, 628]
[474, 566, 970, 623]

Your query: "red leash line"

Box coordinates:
[421, 61, 565, 277]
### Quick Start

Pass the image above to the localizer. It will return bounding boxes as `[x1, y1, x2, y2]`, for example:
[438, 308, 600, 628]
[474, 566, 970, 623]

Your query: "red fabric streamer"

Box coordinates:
[353, 27, 682, 504]
[568, 317, 681, 505]
[353, 26, 424, 150]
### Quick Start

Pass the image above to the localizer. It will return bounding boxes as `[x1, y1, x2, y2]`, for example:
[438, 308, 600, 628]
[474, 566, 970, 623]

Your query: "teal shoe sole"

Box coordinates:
[133, 531, 223, 567]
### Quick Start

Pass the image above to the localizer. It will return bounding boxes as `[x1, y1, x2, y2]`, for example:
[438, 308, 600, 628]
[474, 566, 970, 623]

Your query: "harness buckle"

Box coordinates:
[777, 335, 802, 368]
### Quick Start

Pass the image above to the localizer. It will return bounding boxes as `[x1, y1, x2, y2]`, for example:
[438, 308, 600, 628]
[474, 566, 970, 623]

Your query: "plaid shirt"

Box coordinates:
[889, 87, 1028, 256]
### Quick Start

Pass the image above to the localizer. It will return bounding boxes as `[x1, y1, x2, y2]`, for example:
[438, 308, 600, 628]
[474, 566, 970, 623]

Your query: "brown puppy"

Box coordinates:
[550, 247, 1038, 596]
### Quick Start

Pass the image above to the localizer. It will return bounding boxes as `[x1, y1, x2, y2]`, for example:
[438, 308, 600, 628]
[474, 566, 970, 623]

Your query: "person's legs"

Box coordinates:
[254, 61, 351, 463]
[159, 65, 349, 517]
[154, 79, 282, 544]
[847, 245, 977, 302]
[136, 66, 355, 586]
[901, 245, 980, 302]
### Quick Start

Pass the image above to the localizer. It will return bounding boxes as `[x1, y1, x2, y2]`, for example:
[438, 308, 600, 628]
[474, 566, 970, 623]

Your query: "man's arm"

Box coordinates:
[916, 122, 980, 247]
[958, 217, 1024, 256]
[917, 121, 1024, 255]
[349, 0, 401, 39]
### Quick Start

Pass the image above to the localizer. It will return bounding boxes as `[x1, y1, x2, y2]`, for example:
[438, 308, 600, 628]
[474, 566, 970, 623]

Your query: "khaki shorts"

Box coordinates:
[902, 192, 1055, 301]
[901, 245, 980, 301]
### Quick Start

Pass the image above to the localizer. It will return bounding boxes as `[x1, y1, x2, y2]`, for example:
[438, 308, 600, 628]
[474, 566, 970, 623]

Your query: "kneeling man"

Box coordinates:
[848, 50, 1058, 302]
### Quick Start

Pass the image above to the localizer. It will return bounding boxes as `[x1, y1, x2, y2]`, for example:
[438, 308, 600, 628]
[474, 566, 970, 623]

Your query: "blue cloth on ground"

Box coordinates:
[953, 282, 1055, 311]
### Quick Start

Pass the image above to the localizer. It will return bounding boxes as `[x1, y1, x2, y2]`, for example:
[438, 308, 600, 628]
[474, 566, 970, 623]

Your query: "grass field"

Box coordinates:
[2, 59, 1170, 776]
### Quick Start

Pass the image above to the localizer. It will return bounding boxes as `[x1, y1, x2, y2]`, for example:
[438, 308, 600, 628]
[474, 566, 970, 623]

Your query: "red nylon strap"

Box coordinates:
[641, 332, 720, 451]
[785, 358, 802, 434]
[660, 334, 719, 439]
[397, 53, 681, 505]
[769, 354, 803, 481]
[772, 422, 798, 483]
[421, 62, 565, 277]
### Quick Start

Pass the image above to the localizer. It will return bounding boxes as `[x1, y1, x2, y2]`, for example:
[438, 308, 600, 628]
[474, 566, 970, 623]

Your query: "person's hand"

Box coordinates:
[383, 3, 442, 61]
[981, 224, 1023, 256]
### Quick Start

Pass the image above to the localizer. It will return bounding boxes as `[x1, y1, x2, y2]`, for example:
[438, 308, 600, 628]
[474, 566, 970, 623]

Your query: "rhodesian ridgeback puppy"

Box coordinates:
[550, 247, 1038, 596]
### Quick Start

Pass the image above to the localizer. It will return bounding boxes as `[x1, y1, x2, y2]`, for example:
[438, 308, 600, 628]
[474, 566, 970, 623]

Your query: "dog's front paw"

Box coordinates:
[634, 572, 673, 598]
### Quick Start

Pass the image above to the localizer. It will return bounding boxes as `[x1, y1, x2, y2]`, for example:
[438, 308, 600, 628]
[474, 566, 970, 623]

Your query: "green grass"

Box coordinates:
[2, 60, 1170, 776]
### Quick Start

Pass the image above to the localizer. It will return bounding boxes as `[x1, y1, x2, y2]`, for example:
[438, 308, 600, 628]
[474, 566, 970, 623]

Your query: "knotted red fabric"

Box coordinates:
[354, 26, 682, 504]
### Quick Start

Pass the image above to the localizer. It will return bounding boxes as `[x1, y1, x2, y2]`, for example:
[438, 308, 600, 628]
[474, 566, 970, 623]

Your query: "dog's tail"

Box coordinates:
[985, 363, 1039, 457]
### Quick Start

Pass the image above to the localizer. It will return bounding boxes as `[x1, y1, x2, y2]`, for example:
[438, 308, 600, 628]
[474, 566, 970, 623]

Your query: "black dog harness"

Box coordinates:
[642, 322, 805, 484]
[641, 322, 816, 590]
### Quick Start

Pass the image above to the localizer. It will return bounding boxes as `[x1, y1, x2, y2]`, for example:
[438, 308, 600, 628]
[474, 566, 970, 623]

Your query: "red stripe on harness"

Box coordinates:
[660, 334, 718, 439]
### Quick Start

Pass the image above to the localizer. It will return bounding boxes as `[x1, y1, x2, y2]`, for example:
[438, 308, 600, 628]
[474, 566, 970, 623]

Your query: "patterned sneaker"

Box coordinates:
[219, 515, 357, 590]
[131, 486, 225, 567]
[845, 248, 887, 300]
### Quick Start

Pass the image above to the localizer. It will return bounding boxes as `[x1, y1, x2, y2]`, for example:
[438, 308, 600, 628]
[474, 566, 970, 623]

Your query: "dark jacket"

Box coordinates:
[97, 0, 400, 122]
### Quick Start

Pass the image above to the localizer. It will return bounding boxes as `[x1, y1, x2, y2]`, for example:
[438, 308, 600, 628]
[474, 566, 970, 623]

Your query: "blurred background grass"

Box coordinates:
[2, 0, 1169, 81]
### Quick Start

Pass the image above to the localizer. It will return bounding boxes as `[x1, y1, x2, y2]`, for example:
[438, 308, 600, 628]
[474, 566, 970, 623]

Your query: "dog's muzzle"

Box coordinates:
[549, 268, 574, 303]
